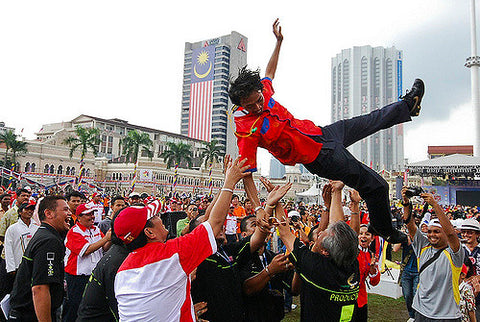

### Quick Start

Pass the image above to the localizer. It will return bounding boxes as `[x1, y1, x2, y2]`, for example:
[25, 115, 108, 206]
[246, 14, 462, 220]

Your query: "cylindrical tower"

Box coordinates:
[465, 0, 480, 156]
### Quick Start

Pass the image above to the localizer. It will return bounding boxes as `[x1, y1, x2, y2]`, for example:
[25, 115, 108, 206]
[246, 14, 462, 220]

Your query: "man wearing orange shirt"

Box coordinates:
[232, 194, 247, 239]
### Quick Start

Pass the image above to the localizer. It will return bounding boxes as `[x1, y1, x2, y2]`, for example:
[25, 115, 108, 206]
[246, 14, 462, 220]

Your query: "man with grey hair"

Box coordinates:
[271, 181, 359, 321]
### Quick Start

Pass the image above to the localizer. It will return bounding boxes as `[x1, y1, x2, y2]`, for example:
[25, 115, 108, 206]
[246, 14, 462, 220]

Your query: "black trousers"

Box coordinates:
[352, 304, 368, 322]
[305, 101, 411, 236]
[62, 273, 89, 322]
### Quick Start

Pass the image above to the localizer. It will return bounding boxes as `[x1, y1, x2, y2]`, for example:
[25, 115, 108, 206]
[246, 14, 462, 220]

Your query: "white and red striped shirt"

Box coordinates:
[64, 223, 104, 275]
[115, 222, 217, 322]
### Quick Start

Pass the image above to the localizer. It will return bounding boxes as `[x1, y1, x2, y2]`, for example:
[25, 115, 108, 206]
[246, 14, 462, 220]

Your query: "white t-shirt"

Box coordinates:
[224, 214, 237, 235]
[4, 219, 39, 272]
[412, 228, 464, 319]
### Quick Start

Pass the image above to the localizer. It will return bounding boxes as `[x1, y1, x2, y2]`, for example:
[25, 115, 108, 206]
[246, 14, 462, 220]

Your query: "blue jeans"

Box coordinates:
[401, 269, 419, 318]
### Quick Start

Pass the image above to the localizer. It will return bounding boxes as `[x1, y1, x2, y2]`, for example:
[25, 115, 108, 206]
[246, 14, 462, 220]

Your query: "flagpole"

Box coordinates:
[173, 162, 178, 192]
[130, 160, 138, 193]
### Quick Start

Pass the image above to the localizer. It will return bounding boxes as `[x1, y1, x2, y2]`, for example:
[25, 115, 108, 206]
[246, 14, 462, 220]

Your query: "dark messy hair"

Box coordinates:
[65, 190, 85, 201]
[228, 66, 264, 106]
[240, 215, 256, 233]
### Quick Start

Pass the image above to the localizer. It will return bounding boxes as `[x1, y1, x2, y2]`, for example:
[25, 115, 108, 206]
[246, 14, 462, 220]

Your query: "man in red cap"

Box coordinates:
[113, 156, 250, 321]
[63, 203, 111, 321]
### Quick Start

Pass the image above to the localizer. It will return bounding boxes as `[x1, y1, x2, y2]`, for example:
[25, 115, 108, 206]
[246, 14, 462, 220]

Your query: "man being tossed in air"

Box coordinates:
[229, 19, 425, 244]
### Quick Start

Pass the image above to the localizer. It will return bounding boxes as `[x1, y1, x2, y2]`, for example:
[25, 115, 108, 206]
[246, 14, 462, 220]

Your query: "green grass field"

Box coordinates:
[283, 293, 409, 321]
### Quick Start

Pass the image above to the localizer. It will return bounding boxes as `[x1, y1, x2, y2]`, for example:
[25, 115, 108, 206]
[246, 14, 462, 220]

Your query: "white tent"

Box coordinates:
[296, 185, 321, 196]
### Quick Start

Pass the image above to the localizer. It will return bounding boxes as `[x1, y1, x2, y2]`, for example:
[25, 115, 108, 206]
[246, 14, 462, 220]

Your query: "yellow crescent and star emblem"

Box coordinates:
[194, 50, 212, 79]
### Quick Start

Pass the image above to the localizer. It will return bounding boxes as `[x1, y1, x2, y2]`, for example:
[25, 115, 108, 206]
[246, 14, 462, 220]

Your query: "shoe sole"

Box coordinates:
[411, 97, 421, 116]
[410, 79, 424, 116]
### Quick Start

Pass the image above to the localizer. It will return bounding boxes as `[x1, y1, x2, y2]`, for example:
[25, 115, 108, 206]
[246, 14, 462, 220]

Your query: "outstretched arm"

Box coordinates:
[401, 187, 417, 240]
[207, 157, 249, 236]
[421, 193, 460, 252]
[348, 189, 362, 234]
[329, 181, 345, 224]
[265, 18, 283, 80]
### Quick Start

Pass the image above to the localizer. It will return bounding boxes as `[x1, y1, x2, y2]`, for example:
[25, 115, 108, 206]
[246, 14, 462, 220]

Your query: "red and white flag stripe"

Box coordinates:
[188, 80, 213, 142]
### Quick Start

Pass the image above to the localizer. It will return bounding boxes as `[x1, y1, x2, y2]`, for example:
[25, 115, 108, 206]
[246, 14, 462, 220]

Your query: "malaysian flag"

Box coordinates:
[188, 45, 215, 142]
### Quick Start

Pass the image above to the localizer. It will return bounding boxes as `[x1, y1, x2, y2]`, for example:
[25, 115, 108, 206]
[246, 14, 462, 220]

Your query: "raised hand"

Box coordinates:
[349, 189, 362, 203]
[266, 182, 292, 207]
[224, 156, 249, 188]
[273, 18, 283, 42]
[401, 187, 410, 203]
[259, 176, 275, 193]
[330, 180, 345, 192]
[420, 193, 436, 206]
[322, 183, 332, 208]
[223, 154, 232, 174]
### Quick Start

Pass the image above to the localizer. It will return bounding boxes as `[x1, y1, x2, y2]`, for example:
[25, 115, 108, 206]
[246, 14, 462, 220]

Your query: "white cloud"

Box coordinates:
[404, 102, 475, 162]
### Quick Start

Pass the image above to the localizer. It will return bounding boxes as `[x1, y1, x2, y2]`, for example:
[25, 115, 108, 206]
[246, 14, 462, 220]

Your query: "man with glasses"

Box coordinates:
[176, 203, 199, 237]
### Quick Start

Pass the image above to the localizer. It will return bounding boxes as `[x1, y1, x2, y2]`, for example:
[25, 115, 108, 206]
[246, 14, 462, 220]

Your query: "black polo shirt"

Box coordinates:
[240, 248, 293, 322]
[77, 244, 129, 322]
[191, 237, 252, 322]
[289, 238, 360, 322]
[9, 222, 65, 316]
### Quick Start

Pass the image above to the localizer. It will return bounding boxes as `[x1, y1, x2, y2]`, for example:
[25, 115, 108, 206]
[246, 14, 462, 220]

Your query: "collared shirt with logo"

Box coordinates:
[64, 222, 104, 276]
[234, 78, 323, 172]
[4, 219, 39, 272]
[9, 222, 65, 316]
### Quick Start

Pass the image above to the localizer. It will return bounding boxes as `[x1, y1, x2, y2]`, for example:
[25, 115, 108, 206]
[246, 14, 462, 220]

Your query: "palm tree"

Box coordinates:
[120, 130, 153, 164]
[160, 142, 193, 191]
[0, 129, 18, 167]
[10, 139, 28, 169]
[0, 129, 27, 187]
[63, 126, 101, 188]
[120, 130, 153, 193]
[161, 142, 193, 169]
[200, 139, 222, 195]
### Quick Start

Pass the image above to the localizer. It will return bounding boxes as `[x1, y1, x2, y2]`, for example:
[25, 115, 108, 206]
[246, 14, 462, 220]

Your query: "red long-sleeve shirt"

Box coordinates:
[233, 78, 323, 172]
[357, 247, 381, 308]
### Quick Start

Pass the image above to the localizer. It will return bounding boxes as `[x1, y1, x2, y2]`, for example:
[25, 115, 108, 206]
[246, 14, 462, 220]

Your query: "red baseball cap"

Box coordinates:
[114, 206, 154, 244]
[76, 203, 96, 217]
[18, 200, 36, 212]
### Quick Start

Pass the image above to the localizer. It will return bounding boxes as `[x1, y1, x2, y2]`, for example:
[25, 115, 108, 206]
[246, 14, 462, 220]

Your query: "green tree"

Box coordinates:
[200, 139, 222, 195]
[160, 142, 193, 169]
[200, 139, 222, 169]
[10, 139, 28, 169]
[120, 130, 153, 164]
[63, 126, 101, 186]
[63, 126, 101, 160]
[0, 129, 19, 167]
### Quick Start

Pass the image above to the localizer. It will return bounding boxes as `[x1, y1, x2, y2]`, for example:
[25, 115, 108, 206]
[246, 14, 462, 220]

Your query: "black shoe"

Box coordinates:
[368, 225, 408, 244]
[400, 78, 425, 116]
[384, 229, 408, 244]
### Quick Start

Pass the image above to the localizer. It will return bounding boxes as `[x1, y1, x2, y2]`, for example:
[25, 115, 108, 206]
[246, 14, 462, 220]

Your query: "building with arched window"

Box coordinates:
[331, 46, 404, 172]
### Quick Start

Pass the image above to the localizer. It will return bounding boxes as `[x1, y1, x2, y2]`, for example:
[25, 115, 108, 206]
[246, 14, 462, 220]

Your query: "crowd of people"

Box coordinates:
[0, 155, 479, 322]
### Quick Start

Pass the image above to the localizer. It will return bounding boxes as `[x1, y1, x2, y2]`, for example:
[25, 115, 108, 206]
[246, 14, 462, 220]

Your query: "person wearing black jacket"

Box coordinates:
[76, 208, 128, 322]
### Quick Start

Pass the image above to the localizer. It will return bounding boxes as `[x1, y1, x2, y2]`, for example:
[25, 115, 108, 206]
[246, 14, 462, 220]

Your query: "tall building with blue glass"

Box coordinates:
[331, 46, 405, 172]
